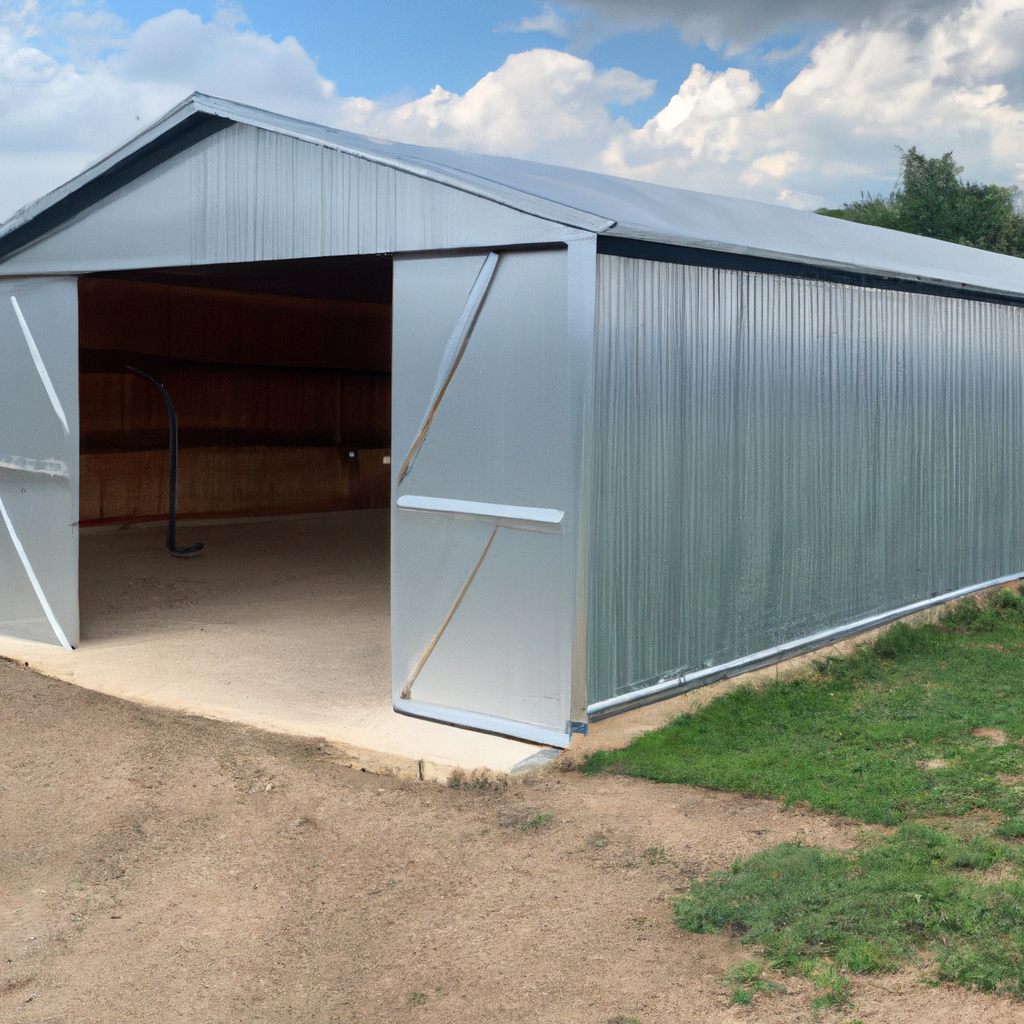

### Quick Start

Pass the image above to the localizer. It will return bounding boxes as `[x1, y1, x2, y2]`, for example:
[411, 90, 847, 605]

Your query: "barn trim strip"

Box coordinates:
[396, 494, 564, 528]
[0, 112, 232, 264]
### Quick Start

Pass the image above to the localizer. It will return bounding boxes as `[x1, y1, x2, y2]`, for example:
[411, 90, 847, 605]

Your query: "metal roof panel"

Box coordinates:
[3, 92, 1024, 298]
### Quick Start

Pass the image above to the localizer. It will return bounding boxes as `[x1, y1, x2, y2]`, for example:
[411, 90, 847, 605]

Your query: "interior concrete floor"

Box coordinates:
[0, 510, 544, 778]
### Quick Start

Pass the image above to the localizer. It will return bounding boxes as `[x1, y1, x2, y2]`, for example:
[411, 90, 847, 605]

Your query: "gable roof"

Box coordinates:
[3, 92, 1024, 300]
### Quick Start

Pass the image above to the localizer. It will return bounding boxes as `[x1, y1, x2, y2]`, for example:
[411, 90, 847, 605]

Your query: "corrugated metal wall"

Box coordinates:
[588, 254, 1024, 705]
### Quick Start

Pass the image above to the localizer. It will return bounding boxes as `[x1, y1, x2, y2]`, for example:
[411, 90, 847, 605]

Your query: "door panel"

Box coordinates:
[391, 249, 573, 745]
[0, 278, 79, 647]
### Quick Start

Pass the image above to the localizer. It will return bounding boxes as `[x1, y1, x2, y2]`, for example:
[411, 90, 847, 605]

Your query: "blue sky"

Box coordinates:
[2, 0, 1023, 221]
[84, 0, 823, 118]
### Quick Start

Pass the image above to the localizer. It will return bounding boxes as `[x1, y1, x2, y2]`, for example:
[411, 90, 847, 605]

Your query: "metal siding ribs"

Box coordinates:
[588, 254, 1024, 709]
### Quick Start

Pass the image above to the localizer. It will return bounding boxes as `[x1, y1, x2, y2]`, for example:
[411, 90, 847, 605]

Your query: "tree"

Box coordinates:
[816, 147, 1024, 257]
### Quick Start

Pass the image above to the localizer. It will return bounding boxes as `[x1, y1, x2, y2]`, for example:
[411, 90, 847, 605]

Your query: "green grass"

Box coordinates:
[719, 960, 786, 1004]
[584, 589, 1024, 826]
[678, 824, 1024, 998]
[520, 812, 553, 831]
[583, 586, 1024, 1005]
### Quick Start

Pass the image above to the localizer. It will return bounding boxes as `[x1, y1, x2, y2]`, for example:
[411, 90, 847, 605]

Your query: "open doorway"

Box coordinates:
[74, 255, 394, 729]
[79, 255, 392, 525]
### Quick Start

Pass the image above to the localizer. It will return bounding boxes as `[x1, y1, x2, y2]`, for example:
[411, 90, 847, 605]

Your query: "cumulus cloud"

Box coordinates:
[106, 9, 336, 114]
[0, 4, 345, 218]
[0, 6, 655, 219]
[337, 49, 653, 166]
[740, 150, 803, 186]
[347, 0, 1024, 211]
[5, 1, 1024, 225]
[347, 0, 1024, 213]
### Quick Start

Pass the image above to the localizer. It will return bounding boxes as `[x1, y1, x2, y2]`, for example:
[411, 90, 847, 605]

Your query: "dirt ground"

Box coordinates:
[2, 660, 1022, 1024]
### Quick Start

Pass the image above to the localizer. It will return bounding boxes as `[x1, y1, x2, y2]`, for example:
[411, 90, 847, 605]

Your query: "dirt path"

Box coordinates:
[1, 660, 1020, 1023]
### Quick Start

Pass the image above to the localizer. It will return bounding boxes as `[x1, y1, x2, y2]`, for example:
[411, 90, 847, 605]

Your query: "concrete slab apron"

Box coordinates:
[0, 509, 542, 778]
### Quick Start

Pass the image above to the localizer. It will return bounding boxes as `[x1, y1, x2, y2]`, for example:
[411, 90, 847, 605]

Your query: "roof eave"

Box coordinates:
[601, 223, 1024, 304]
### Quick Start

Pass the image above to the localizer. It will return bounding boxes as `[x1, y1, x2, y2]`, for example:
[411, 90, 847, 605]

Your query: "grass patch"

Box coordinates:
[520, 812, 553, 831]
[719, 960, 786, 1004]
[584, 586, 1024, 1006]
[497, 809, 553, 831]
[677, 823, 1024, 998]
[584, 588, 1024, 826]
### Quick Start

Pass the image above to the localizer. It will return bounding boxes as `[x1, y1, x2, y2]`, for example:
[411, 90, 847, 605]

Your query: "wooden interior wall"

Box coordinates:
[80, 448, 391, 523]
[79, 277, 391, 370]
[78, 276, 392, 523]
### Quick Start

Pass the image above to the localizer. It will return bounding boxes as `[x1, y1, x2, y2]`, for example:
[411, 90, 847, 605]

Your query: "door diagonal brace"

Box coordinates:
[10, 296, 70, 436]
[397, 251, 499, 486]
[0, 494, 72, 650]
[399, 522, 500, 700]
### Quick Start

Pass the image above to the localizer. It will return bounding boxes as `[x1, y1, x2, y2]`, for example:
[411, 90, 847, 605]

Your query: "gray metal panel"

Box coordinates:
[588, 254, 1024, 706]
[1, 124, 577, 275]
[0, 278, 79, 647]
[389, 150, 1024, 297]
[391, 249, 575, 742]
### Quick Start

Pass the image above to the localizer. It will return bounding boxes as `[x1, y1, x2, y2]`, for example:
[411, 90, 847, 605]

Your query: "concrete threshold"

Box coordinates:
[0, 509, 544, 781]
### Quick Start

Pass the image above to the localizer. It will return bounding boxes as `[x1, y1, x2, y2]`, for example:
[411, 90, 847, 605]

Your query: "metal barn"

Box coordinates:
[2, 93, 1024, 749]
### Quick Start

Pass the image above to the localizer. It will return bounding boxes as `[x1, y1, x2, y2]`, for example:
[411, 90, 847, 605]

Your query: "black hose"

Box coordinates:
[125, 366, 203, 556]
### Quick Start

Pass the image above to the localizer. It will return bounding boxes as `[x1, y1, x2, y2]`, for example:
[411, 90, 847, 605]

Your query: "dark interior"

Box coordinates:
[78, 255, 393, 525]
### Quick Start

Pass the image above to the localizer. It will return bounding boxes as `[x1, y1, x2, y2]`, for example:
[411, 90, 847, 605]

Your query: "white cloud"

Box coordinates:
[5, 1, 1024, 224]
[0, 5, 345, 219]
[626, 64, 761, 159]
[556, 0, 970, 52]
[740, 150, 802, 186]
[505, 4, 572, 38]
[584, 0, 1024, 208]
[338, 49, 653, 166]
[1, 1, 42, 38]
